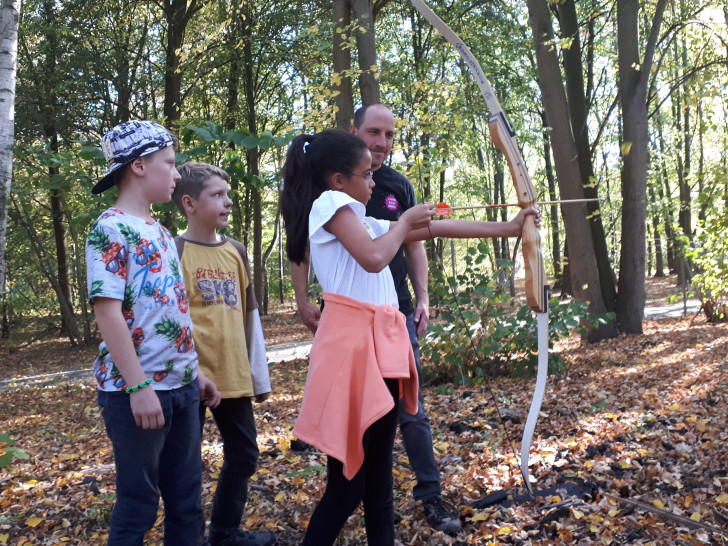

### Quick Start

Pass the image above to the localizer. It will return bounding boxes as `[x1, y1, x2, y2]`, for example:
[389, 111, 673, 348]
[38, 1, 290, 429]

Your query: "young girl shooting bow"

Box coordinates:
[281, 130, 538, 545]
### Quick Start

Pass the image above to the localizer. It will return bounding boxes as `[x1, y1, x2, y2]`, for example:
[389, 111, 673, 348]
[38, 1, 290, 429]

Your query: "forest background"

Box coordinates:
[0, 0, 726, 348]
[0, 0, 727, 544]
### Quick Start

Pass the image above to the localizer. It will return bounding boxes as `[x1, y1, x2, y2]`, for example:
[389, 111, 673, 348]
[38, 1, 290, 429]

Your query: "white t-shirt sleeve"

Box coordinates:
[310, 191, 361, 238]
[308, 191, 397, 307]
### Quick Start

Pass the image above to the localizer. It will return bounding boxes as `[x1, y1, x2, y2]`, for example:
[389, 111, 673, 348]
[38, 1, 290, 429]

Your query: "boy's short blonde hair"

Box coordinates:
[172, 162, 230, 216]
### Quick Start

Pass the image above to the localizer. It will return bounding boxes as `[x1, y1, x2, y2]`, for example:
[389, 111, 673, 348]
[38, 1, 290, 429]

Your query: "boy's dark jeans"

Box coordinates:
[201, 396, 259, 541]
[99, 379, 203, 546]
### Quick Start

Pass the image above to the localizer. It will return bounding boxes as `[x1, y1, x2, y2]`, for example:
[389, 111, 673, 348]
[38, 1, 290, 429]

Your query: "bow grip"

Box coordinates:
[489, 113, 547, 313]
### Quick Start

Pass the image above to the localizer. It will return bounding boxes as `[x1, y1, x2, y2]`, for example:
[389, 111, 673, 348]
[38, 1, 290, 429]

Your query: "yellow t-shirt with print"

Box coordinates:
[176, 236, 255, 398]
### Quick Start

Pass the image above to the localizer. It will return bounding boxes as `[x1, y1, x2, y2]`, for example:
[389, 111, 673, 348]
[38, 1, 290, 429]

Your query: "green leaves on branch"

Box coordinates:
[421, 242, 608, 386]
[681, 215, 728, 322]
[182, 121, 293, 152]
[180, 121, 295, 192]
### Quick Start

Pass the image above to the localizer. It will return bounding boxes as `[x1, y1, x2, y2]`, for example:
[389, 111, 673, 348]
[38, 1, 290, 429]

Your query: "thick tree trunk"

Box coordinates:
[333, 0, 354, 130]
[161, 0, 202, 128]
[615, 0, 668, 334]
[352, 0, 379, 104]
[557, 0, 616, 312]
[0, 0, 20, 303]
[527, 0, 617, 342]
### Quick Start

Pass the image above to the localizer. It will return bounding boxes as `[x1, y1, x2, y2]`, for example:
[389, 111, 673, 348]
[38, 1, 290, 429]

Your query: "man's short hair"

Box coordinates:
[353, 102, 388, 128]
[172, 162, 230, 216]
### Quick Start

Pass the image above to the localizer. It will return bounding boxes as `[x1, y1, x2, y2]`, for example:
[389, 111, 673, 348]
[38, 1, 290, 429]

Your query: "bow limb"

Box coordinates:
[493, 118, 551, 498]
[411, 0, 549, 496]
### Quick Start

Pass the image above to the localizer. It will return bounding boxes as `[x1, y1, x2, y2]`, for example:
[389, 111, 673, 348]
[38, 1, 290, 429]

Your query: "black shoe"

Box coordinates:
[422, 497, 462, 534]
[212, 530, 277, 546]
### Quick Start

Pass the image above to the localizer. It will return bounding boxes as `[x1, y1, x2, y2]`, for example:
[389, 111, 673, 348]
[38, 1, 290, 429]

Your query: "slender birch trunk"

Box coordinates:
[0, 0, 21, 302]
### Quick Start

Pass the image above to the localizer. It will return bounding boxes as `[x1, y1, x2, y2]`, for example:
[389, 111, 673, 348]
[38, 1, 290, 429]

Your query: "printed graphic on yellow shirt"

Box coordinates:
[194, 266, 240, 308]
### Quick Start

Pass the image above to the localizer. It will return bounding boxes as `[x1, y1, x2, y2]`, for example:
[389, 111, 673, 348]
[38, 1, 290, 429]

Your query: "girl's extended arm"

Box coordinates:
[404, 206, 540, 242]
[326, 203, 435, 272]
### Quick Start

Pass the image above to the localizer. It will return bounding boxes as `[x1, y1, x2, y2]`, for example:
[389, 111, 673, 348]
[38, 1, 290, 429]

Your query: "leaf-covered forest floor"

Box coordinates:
[2, 276, 728, 545]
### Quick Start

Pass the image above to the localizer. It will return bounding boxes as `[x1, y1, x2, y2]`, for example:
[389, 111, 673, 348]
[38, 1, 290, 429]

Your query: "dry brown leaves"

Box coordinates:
[2, 313, 728, 545]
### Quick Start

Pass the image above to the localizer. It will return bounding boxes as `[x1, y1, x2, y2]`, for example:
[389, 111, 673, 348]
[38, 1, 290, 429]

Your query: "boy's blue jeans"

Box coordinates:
[201, 396, 259, 542]
[99, 379, 203, 546]
[397, 313, 442, 502]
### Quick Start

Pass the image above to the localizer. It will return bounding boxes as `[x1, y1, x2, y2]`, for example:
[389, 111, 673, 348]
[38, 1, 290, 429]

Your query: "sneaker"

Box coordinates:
[422, 497, 462, 534]
[213, 530, 277, 546]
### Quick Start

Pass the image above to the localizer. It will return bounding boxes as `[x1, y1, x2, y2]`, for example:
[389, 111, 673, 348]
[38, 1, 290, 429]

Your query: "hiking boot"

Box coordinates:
[422, 497, 462, 534]
[211, 530, 277, 546]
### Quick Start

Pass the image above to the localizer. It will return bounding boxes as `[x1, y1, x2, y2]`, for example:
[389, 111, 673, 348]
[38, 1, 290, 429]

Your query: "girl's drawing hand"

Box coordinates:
[402, 202, 435, 231]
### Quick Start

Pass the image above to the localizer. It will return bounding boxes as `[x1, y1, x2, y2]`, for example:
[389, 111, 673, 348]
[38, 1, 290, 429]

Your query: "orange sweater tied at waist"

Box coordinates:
[293, 292, 419, 480]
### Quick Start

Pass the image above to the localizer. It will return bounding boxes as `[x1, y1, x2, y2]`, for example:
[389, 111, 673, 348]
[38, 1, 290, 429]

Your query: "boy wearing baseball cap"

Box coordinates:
[86, 120, 220, 545]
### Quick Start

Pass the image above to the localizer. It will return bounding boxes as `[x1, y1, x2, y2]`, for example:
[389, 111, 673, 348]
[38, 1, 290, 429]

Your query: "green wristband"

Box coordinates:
[125, 378, 152, 394]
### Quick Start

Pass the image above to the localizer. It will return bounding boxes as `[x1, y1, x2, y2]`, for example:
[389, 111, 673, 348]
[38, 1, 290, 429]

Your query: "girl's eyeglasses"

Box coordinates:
[348, 171, 374, 180]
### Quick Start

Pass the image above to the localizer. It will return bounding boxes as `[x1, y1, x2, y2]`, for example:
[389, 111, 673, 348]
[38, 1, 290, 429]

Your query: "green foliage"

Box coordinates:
[421, 242, 609, 385]
[682, 214, 728, 322]
[0, 433, 29, 468]
[180, 122, 295, 192]
[84, 497, 114, 525]
[285, 465, 325, 478]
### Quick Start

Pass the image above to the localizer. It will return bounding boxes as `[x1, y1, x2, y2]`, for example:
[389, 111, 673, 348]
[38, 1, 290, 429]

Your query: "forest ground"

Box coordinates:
[1, 275, 727, 545]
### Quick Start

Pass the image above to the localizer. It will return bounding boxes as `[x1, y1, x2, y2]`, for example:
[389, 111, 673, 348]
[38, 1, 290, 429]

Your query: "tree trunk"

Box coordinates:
[352, 0, 379, 104]
[161, 0, 202, 128]
[11, 197, 82, 346]
[333, 0, 354, 130]
[0, 0, 20, 305]
[540, 113, 561, 286]
[239, 0, 264, 308]
[224, 12, 245, 244]
[48, 134, 74, 336]
[648, 183, 665, 277]
[261, 206, 280, 315]
[557, 0, 616, 311]
[41, 1, 74, 335]
[616, 0, 668, 334]
[656, 113, 677, 272]
[526, 0, 617, 342]
[674, 10, 692, 289]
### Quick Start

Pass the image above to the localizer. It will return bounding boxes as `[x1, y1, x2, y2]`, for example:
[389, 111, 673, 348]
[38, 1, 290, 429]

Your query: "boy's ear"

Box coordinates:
[180, 194, 195, 214]
[129, 156, 145, 176]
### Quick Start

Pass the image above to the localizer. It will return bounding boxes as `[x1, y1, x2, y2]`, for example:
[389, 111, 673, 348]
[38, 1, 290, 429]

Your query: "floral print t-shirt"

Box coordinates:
[86, 208, 198, 392]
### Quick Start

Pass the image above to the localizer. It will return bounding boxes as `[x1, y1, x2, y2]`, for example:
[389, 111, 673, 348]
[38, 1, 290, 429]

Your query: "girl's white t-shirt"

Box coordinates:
[309, 190, 399, 307]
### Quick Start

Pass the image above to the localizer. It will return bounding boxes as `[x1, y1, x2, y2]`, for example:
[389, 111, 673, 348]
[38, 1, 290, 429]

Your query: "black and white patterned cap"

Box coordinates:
[92, 120, 175, 195]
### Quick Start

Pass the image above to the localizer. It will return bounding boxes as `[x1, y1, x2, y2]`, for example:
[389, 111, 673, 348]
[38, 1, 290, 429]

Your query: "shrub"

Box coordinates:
[421, 242, 607, 385]
[683, 216, 728, 322]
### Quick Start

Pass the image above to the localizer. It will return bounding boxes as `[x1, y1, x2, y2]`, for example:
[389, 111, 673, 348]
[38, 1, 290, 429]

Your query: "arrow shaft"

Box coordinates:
[442, 198, 602, 211]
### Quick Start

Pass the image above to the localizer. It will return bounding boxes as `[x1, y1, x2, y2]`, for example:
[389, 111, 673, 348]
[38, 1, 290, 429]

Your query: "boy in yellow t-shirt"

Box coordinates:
[172, 162, 275, 546]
